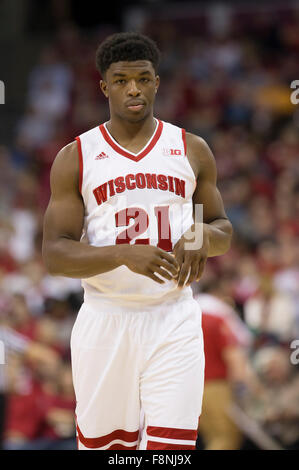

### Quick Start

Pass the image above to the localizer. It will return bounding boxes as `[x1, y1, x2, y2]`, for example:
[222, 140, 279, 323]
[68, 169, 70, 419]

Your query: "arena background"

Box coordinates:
[0, 0, 298, 451]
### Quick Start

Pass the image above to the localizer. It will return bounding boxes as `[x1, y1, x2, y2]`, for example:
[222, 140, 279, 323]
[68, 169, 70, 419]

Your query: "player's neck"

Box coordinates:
[106, 113, 157, 147]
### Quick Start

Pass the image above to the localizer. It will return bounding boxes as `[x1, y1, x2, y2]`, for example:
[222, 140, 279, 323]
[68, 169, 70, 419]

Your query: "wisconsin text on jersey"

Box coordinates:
[93, 173, 186, 206]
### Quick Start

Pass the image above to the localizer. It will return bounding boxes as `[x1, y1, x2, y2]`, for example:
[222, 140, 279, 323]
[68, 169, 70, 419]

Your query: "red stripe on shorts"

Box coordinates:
[147, 425, 197, 441]
[106, 443, 138, 450]
[147, 441, 195, 450]
[76, 424, 139, 449]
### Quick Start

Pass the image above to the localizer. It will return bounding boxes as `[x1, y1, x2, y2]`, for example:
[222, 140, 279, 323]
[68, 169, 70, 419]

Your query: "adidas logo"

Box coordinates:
[95, 152, 109, 160]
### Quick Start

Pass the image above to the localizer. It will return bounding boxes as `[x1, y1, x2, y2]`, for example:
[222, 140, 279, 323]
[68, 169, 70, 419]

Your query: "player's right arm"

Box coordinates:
[42, 142, 179, 283]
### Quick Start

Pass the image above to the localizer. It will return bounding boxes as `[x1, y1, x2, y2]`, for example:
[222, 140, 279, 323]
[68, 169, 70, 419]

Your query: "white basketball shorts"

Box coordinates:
[70, 296, 205, 450]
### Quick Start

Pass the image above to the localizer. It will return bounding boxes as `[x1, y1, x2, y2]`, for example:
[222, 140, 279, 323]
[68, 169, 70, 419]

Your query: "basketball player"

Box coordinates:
[42, 32, 233, 450]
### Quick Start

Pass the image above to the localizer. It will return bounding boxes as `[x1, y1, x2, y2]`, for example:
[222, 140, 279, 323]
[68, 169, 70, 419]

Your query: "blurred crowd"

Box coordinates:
[0, 4, 299, 450]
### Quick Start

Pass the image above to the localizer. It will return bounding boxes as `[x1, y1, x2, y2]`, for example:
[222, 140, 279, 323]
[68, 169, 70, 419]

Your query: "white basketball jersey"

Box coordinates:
[76, 118, 196, 308]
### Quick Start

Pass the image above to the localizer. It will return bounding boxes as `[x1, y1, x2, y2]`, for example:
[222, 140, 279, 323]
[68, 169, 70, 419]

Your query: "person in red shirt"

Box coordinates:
[4, 359, 76, 450]
[195, 289, 252, 450]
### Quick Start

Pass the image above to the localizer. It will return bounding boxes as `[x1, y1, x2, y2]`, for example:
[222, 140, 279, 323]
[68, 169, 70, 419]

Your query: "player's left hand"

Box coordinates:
[173, 223, 210, 288]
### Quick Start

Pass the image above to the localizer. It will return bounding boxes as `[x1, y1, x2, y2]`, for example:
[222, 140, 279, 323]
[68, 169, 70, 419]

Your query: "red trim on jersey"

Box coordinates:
[106, 443, 138, 450]
[147, 425, 197, 441]
[75, 136, 83, 194]
[182, 128, 187, 156]
[99, 119, 163, 162]
[76, 424, 139, 449]
[146, 441, 196, 450]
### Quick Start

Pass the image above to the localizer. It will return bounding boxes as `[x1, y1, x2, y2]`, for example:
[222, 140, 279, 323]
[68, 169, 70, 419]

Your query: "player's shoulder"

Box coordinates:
[184, 131, 216, 173]
[50, 140, 79, 186]
[160, 119, 186, 137]
[185, 131, 210, 155]
[162, 119, 211, 153]
[77, 124, 102, 141]
[54, 140, 78, 167]
[52, 123, 101, 173]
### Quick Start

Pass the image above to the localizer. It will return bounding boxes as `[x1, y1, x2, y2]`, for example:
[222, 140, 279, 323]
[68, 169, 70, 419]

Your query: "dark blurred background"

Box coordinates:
[0, 0, 298, 451]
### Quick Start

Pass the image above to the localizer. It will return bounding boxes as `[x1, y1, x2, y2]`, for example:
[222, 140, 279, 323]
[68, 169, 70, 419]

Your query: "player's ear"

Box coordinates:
[100, 80, 109, 98]
[155, 75, 160, 94]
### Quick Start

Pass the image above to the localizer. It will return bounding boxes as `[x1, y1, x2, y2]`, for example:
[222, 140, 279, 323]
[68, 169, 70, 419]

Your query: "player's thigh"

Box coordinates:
[140, 302, 204, 429]
[71, 305, 140, 442]
[139, 332, 204, 449]
[142, 339, 204, 422]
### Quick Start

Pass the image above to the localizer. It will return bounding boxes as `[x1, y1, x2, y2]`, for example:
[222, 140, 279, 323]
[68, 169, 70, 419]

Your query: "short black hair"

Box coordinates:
[96, 32, 161, 76]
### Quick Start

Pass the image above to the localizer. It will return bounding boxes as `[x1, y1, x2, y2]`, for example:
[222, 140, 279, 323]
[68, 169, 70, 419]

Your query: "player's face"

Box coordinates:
[100, 60, 159, 122]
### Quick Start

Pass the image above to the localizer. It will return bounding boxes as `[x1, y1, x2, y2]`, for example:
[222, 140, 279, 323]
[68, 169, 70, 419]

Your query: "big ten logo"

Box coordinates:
[0, 340, 5, 364]
[162, 148, 182, 156]
[0, 81, 4, 104]
[290, 339, 299, 365]
[290, 80, 299, 105]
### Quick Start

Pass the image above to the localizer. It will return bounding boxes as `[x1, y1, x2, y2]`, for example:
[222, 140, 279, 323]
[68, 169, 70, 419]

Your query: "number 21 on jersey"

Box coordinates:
[115, 206, 172, 252]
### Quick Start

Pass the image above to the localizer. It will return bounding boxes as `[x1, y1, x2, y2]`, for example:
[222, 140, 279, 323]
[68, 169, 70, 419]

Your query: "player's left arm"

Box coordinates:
[173, 133, 233, 287]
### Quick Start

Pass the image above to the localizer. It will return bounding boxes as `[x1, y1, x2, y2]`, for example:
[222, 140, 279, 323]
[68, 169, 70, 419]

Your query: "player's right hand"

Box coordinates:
[120, 244, 180, 284]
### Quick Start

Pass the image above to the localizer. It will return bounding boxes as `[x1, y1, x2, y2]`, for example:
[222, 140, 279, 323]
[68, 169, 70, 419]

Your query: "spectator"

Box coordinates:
[243, 346, 299, 450]
[0, 323, 59, 449]
[195, 288, 252, 450]
[244, 276, 297, 346]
